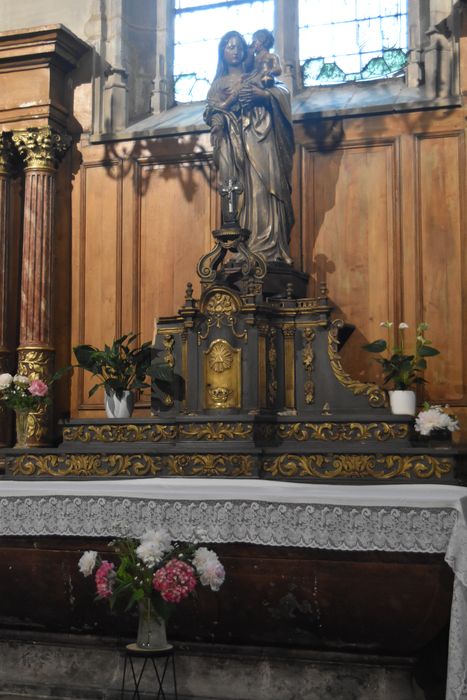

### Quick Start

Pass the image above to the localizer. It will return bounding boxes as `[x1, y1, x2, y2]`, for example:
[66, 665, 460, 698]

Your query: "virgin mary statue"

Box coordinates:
[204, 30, 295, 265]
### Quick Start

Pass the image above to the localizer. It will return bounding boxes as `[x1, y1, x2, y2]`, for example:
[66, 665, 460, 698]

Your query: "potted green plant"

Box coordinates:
[73, 334, 157, 418]
[362, 322, 440, 415]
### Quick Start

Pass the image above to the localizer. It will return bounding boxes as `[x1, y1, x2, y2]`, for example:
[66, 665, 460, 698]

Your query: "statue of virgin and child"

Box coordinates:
[204, 30, 295, 266]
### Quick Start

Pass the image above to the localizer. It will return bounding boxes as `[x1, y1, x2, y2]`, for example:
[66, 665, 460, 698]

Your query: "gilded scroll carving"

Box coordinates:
[263, 454, 452, 480]
[328, 320, 387, 407]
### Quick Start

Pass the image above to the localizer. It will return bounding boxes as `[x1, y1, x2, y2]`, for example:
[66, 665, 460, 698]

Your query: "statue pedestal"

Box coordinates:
[222, 261, 309, 298]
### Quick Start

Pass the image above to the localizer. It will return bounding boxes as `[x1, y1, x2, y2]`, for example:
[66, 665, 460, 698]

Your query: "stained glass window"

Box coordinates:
[299, 0, 408, 86]
[174, 0, 274, 103]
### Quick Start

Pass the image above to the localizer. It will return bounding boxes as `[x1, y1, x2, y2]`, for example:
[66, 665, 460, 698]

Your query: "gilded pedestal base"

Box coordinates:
[17, 347, 54, 446]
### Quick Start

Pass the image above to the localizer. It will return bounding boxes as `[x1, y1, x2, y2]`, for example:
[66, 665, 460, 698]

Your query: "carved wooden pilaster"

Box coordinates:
[12, 127, 71, 446]
[0, 132, 14, 446]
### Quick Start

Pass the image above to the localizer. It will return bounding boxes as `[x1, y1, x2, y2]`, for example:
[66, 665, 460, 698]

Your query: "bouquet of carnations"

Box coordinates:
[78, 529, 225, 621]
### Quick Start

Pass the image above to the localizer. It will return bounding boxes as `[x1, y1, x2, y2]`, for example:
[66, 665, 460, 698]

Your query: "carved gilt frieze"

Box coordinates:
[278, 422, 409, 442]
[263, 454, 452, 480]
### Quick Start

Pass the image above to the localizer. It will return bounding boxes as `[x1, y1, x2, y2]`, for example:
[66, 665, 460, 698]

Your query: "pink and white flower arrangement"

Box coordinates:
[415, 404, 460, 437]
[77, 530, 225, 621]
[0, 372, 51, 411]
[0, 366, 70, 412]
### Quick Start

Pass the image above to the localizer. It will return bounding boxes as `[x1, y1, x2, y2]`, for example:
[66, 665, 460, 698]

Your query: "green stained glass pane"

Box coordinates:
[300, 0, 408, 86]
[361, 56, 388, 79]
[317, 62, 346, 83]
[302, 57, 324, 83]
[383, 48, 407, 72]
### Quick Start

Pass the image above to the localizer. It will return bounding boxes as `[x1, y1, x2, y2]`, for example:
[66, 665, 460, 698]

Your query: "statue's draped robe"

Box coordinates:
[206, 78, 295, 264]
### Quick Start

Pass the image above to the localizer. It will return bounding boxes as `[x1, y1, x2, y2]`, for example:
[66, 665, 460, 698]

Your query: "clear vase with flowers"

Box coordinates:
[78, 529, 225, 650]
[362, 322, 440, 415]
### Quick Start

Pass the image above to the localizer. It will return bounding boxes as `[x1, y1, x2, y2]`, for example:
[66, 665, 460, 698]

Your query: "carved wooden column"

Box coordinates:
[0, 132, 14, 446]
[12, 127, 70, 446]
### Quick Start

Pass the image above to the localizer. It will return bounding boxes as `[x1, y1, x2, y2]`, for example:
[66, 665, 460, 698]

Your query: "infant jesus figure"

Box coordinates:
[248, 28, 282, 88]
[215, 28, 283, 113]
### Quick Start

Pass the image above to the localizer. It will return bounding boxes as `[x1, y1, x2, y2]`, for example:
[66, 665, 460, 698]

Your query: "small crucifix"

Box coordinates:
[219, 178, 243, 225]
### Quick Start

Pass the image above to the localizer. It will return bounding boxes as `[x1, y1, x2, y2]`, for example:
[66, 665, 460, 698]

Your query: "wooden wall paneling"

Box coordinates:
[73, 158, 122, 413]
[53, 150, 73, 421]
[416, 131, 466, 406]
[302, 140, 400, 383]
[290, 144, 303, 271]
[399, 132, 418, 335]
[138, 155, 214, 344]
[120, 155, 138, 339]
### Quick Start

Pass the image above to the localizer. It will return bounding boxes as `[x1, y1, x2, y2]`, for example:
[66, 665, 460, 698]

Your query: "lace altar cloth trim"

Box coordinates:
[1, 483, 467, 699]
[0, 495, 458, 551]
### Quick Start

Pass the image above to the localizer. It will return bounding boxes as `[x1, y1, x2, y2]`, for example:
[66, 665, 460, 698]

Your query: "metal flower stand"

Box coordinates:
[121, 643, 178, 699]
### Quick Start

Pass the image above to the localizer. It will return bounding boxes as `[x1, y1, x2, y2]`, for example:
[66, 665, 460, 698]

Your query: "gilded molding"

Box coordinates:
[17, 347, 54, 445]
[160, 334, 175, 407]
[328, 320, 387, 408]
[277, 422, 409, 442]
[199, 289, 246, 342]
[267, 327, 277, 406]
[10, 453, 257, 478]
[62, 424, 177, 443]
[283, 325, 296, 409]
[17, 347, 54, 379]
[165, 454, 255, 477]
[12, 128, 71, 170]
[302, 328, 315, 405]
[179, 423, 253, 440]
[204, 339, 241, 409]
[262, 454, 452, 480]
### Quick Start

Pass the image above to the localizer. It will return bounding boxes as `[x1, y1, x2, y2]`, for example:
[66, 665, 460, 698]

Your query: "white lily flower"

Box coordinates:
[398, 322, 409, 329]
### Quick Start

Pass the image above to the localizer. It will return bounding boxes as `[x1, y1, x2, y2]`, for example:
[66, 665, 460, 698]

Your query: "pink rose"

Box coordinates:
[28, 380, 48, 397]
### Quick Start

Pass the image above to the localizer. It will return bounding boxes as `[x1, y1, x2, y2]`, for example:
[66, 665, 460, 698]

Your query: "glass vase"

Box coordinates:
[136, 598, 168, 650]
[15, 410, 30, 448]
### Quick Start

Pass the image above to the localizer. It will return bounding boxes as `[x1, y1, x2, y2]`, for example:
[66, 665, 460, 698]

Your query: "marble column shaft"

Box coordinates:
[13, 127, 70, 445]
[0, 133, 13, 446]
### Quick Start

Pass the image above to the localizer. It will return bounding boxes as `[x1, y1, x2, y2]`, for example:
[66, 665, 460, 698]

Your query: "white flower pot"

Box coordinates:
[104, 389, 134, 419]
[389, 390, 416, 416]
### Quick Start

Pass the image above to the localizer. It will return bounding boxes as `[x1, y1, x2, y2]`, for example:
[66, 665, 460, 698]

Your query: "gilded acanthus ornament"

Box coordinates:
[12, 128, 71, 170]
[263, 453, 452, 480]
[10, 452, 257, 478]
[302, 328, 315, 405]
[328, 320, 387, 408]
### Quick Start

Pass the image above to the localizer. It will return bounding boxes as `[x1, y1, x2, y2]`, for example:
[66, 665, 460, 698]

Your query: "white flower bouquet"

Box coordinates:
[414, 404, 460, 437]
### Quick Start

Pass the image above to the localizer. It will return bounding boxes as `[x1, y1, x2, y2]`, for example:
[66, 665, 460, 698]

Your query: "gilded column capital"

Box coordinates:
[12, 127, 71, 170]
[0, 132, 14, 175]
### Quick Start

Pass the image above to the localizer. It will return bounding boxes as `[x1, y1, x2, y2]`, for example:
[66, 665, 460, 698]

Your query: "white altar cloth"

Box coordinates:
[1, 478, 467, 700]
